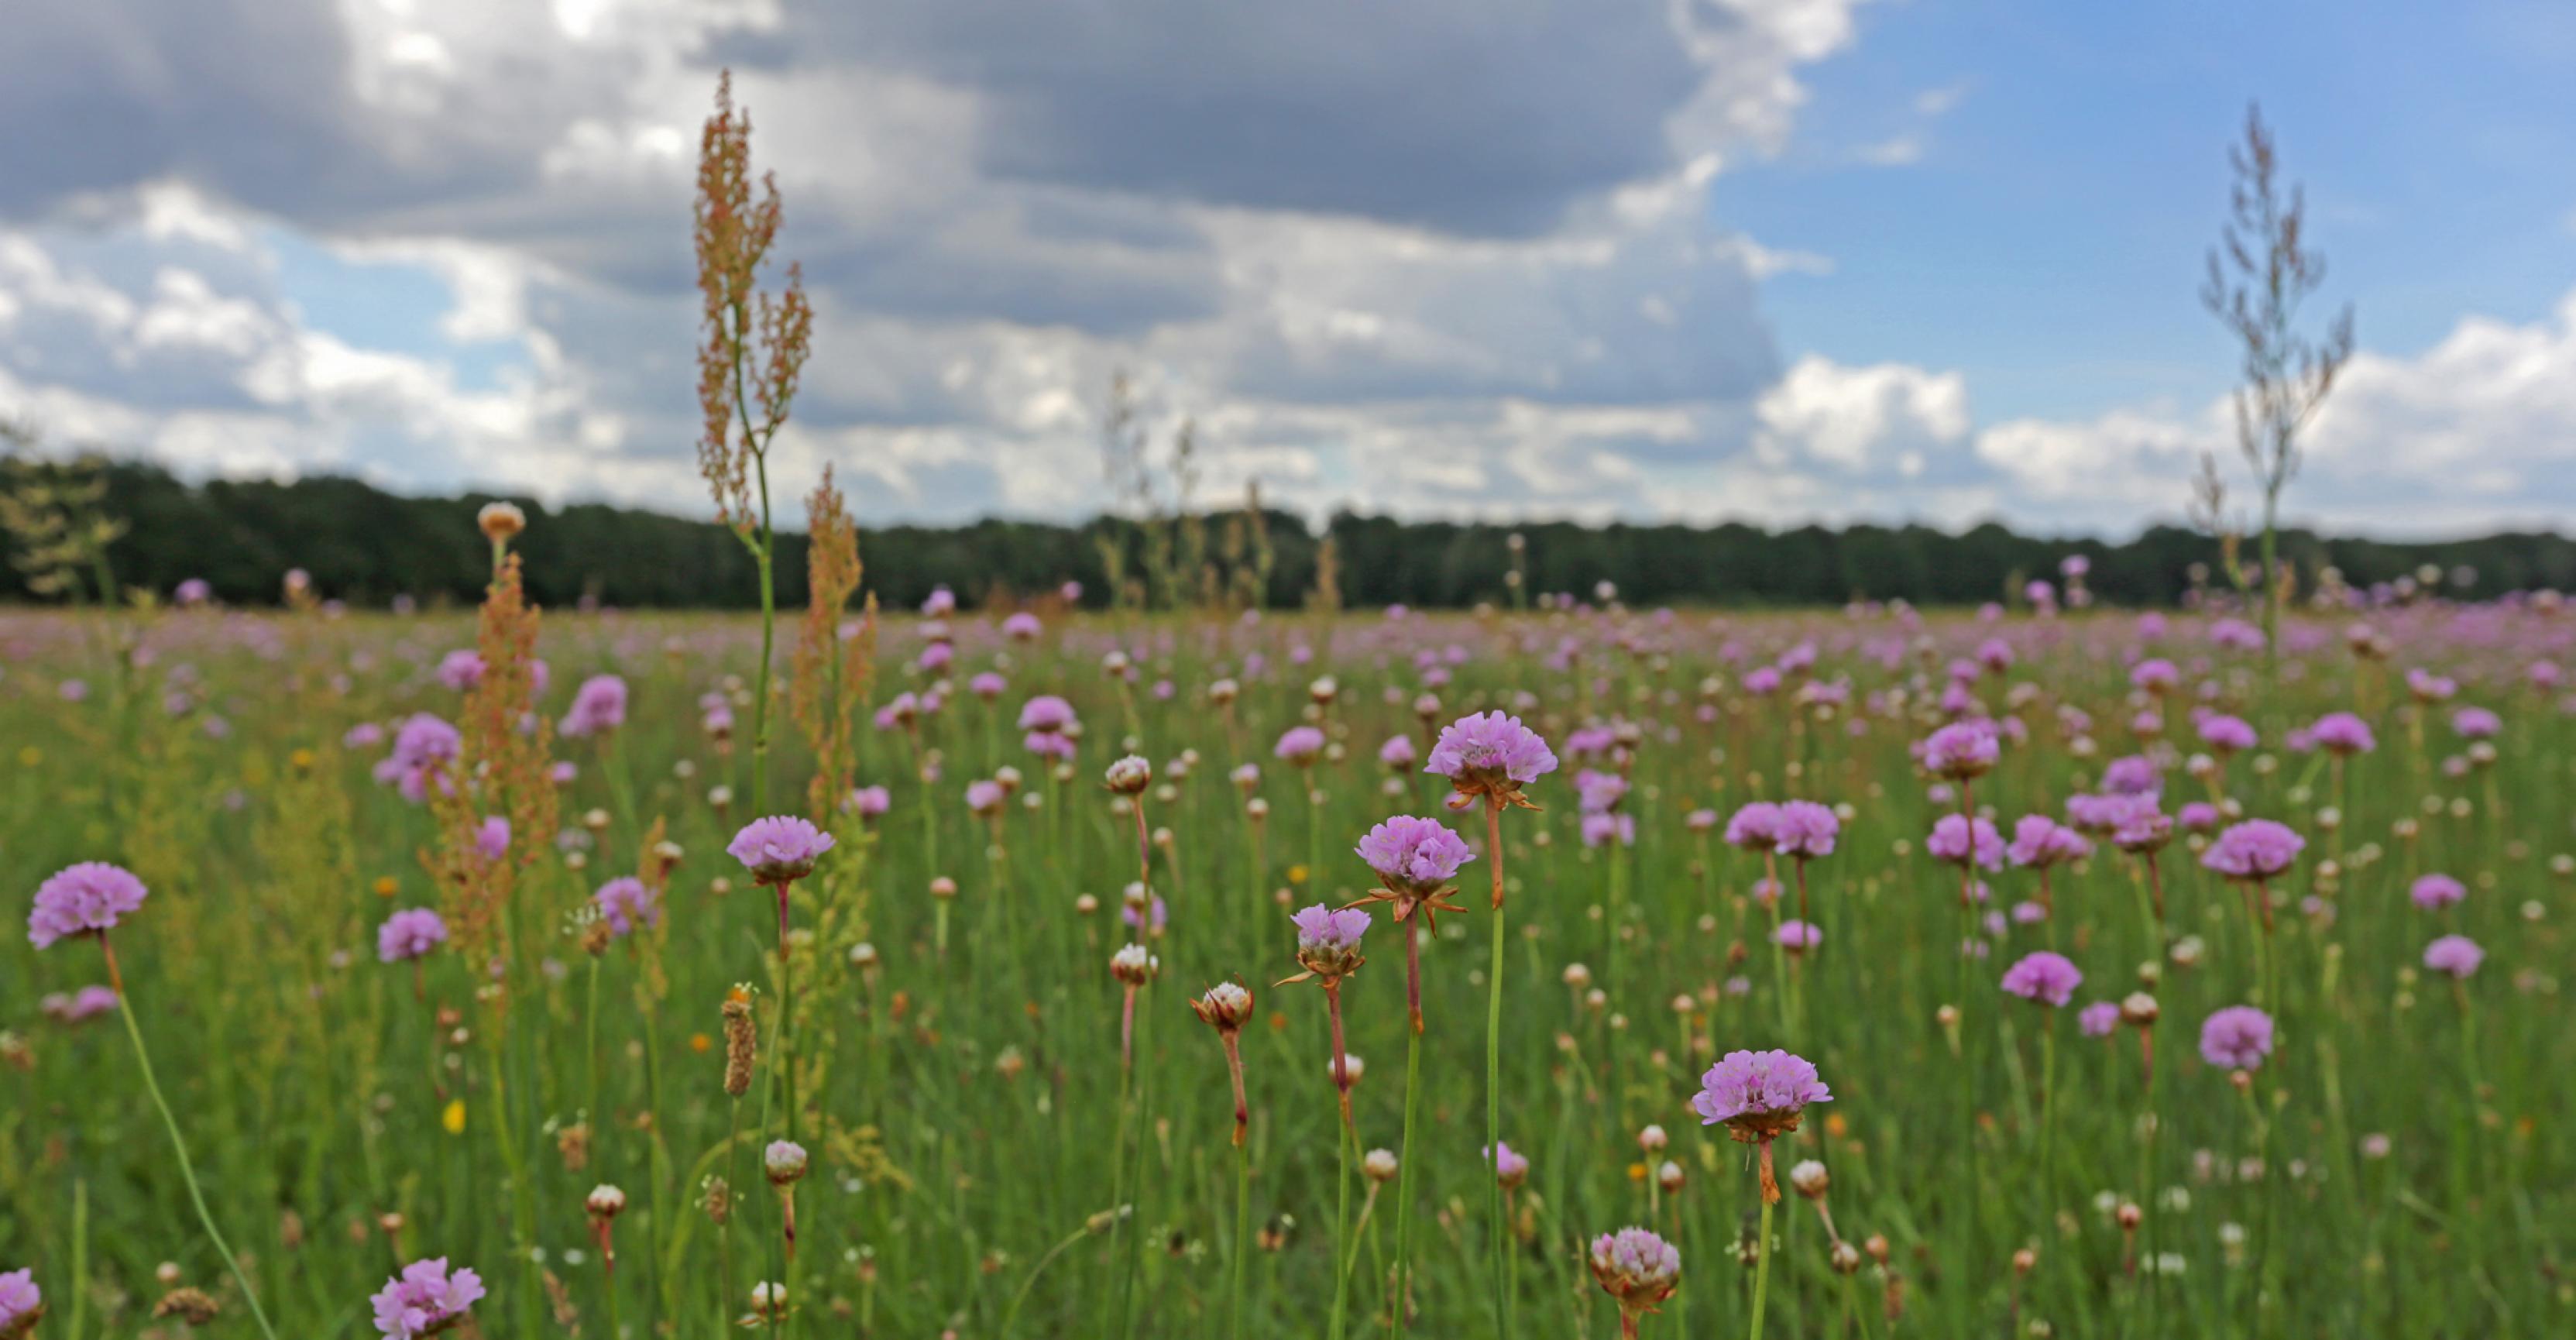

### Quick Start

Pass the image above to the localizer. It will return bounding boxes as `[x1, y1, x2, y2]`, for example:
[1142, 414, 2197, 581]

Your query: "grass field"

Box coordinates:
[2, 576, 2571, 1338]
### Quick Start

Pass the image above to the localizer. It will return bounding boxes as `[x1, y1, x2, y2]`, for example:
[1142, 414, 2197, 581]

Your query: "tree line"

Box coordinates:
[5, 455, 2570, 612]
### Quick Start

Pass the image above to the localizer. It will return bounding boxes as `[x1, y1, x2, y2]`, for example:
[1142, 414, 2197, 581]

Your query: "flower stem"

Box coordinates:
[1483, 800, 1511, 1340]
[108, 947, 281, 1340]
[1748, 1189, 1775, 1340]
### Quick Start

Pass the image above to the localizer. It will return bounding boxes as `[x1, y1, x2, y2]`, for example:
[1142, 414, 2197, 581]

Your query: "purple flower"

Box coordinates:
[1774, 919, 1822, 951]
[2309, 712, 2376, 755]
[377, 713, 462, 803]
[28, 861, 149, 949]
[969, 672, 1008, 700]
[1580, 812, 1636, 848]
[2107, 797, 2174, 854]
[1919, 721, 2000, 780]
[377, 908, 449, 964]
[2409, 873, 2465, 910]
[1424, 711, 1560, 793]
[593, 878, 660, 936]
[1002, 611, 1042, 640]
[2198, 1005, 2275, 1070]
[2423, 933, 2484, 979]
[2176, 802, 2220, 833]
[559, 674, 629, 737]
[965, 779, 1007, 815]
[1485, 1140, 1530, 1187]
[2201, 819, 2304, 880]
[1273, 726, 1327, 765]
[1291, 903, 1371, 955]
[727, 816, 836, 885]
[2006, 815, 2090, 868]
[1691, 1049, 1831, 1135]
[1575, 768, 1630, 814]
[40, 985, 118, 1024]
[1355, 816, 1475, 891]
[1926, 814, 2004, 871]
[1773, 800, 1839, 858]
[436, 649, 486, 691]
[1686, 808, 1719, 833]
[2100, 754, 2162, 797]
[0, 1270, 39, 1334]
[1016, 694, 1076, 734]
[474, 816, 510, 863]
[846, 785, 891, 819]
[1121, 895, 1168, 935]
[2131, 658, 2180, 692]
[2078, 1001, 2121, 1037]
[1377, 734, 1418, 769]
[371, 1258, 484, 1338]
[1589, 1226, 1681, 1314]
[2451, 706, 2500, 740]
[2001, 951, 2083, 1007]
[2196, 713, 2257, 753]
[1722, 802, 1781, 852]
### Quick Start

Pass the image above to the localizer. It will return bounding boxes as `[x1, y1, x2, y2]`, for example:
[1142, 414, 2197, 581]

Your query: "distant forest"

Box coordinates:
[5, 457, 2572, 611]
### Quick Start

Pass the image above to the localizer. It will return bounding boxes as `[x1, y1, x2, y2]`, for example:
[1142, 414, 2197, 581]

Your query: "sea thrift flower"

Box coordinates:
[1772, 800, 1839, 858]
[1273, 726, 1326, 765]
[1722, 802, 1782, 851]
[727, 816, 835, 885]
[2451, 706, 2500, 739]
[845, 785, 891, 821]
[592, 877, 660, 936]
[369, 1258, 485, 1338]
[1590, 1227, 1681, 1329]
[41, 986, 118, 1024]
[1354, 815, 1475, 909]
[377, 909, 449, 963]
[1485, 1141, 1530, 1189]
[2079, 1001, 2121, 1037]
[2423, 934, 2484, 979]
[2008, 815, 2090, 868]
[436, 649, 486, 690]
[1692, 1050, 1832, 1141]
[474, 816, 510, 862]
[1774, 919, 1822, 952]
[2197, 714, 2258, 754]
[1424, 710, 1559, 809]
[1927, 815, 2004, 871]
[28, 862, 149, 950]
[1284, 904, 1370, 983]
[764, 1139, 809, 1186]
[0, 1270, 37, 1337]
[377, 713, 462, 802]
[2199, 1006, 2276, 1070]
[559, 674, 629, 737]
[2409, 873, 2466, 910]
[1920, 722, 2001, 780]
[2001, 951, 2083, 1007]
[2309, 712, 2376, 755]
[2201, 820, 2303, 880]
[1103, 754, 1152, 795]
[1377, 734, 1417, 769]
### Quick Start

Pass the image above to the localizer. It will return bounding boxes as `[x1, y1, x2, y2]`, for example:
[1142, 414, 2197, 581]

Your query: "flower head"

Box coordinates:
[2201, 819, 2304, 881]
[1692, 1049, 1831, 1141]
[1920, 721, 2001, 780]
[559, 674, 629, 737]
[29, 862, 149, 950]
[1722, 802, 1781, 851]
[377, 908, 449, 964]
[1355, 815, 1475, 892]
[2001, 951, 2083, 1007]
[1273, 726, 1327, 765]
[2079, 1001, 2121, 1037]
[1191, 981, 1254, 1033]
[2007, 815, 2090, 868]
[1485, 1141, 1530, 1189]
[1589, 1227, 1681, 1318]
[726, 816, 836, 885]
[764, 1139, 809, 1186]
[2423, 934, 2484, 979]
[2309, 712, 2376, 756]
[1285, 903, 1370, 982]
[1926, 814, 2004, 871]
[1424, 711, 1558, 809]
[592, 877, 660, 937]
[1773, 800, 1839, 858]
[2409, 873, 2465, 910]
[370, 1258, 484, 1338]
[1103, 754, 1152, 795]
[2198, 1005, 2275, 1070]
[1774, 919, 1822, 952]
[0, 1269, 39, 1337]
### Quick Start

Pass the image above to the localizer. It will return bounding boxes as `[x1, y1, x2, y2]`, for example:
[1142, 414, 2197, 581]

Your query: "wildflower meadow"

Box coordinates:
[2, 76, 2572, 1340]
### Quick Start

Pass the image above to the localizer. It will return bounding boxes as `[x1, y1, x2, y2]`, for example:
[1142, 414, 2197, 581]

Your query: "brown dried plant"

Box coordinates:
[792, 466, 876, 824]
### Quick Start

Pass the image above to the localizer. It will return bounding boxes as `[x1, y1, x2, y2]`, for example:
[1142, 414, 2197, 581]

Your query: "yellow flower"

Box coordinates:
[15, 746, 39, 768]
[373, 876, 399, 898]
[1288, 864, 1310, 886]
[442, 1100, 467, 1136]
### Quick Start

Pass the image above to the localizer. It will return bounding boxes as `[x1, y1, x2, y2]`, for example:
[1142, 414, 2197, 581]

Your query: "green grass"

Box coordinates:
[1, 600, 2569, 1337]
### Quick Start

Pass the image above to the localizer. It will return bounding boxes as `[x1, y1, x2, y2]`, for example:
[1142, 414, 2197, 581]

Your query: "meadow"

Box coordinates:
[1, 551, 2571, 1338]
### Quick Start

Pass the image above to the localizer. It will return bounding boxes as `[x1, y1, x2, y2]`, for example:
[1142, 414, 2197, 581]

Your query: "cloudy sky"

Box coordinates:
[4, 0, 2573, 537]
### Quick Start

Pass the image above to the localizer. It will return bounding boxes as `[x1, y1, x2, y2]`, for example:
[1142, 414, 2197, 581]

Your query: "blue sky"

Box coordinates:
[2, 0, 2571, 537]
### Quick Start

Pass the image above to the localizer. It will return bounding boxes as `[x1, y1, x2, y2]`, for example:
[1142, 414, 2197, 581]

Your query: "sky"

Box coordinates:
[2, 0, 2572, 538]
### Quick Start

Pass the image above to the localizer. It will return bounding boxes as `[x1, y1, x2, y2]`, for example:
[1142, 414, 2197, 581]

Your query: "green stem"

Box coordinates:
[108, 946, 281, 1340]
[1749, 1190, 1775, 1340]
[1483, 801, 1510, 1340]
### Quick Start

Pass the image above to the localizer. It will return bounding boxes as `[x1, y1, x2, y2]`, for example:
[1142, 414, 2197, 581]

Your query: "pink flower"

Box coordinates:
[727, 816, 836, 885]
[1919, 722, 2001, 780]
[376, 909, 448, 963]
[1774, 919, 1822, 951]
[2309, 712, 2375, 755]
[1773, 800, 1839, 858]
[2078, 1001, 2121, 1037]
[2201, 819, 2303, 880]
[2450, 706, 2500, 740]
[1691, 1049, 1831, 1135]
[1355, 816, 1475, 892]
[2409, 873, 2465, 910]
[1722, 802, 1781, 852]
[2198, 1005, 2275, 1070]
[2196, 714, 2257, 753]
[1926, 815, 2004, 871]
[1589, 1226, 1680, 1317]
[28, 862, 149, 949]
[1485, 1141, 1530, 1188]
[1015, 695, 1077, 734]
[2423, 934, 2483, 979]
[1273, 726, 1327, 764]
[370, 1258, 484, 1338]
[559, 674, 629, 737]
[0, 1270, 39, 1335]
[1424, 711, 1559, 794]
[2006, 815, 2090, 868]
[2001, 951, 2083, 1007]
[592, 878, 660, 936]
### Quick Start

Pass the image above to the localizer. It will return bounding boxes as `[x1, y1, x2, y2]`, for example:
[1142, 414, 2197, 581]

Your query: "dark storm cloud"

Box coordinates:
[718, 0, 1707, 236]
